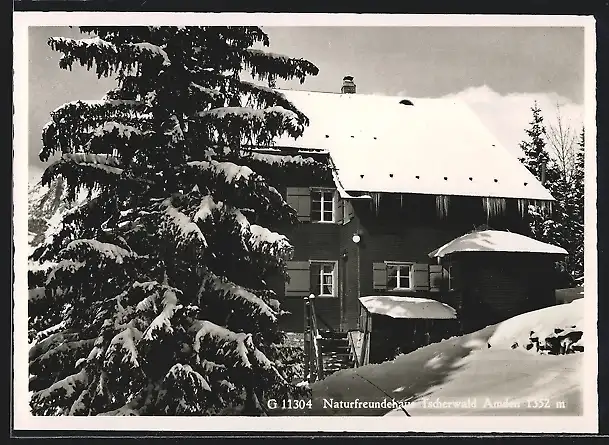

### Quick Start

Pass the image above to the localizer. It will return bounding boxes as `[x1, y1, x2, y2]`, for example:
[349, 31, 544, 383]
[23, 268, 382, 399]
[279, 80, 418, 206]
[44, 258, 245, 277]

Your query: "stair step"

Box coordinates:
[319, 330, 348, 340]
[324, 358, 352, 364]
[318, 338, 349, 345]
[321, 344, 350, 353]
[323, 352, 351, 359]
[324, 357, 351, 362]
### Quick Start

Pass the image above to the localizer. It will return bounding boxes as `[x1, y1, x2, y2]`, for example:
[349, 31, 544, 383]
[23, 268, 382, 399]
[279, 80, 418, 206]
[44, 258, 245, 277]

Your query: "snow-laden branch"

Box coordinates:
[31, 369, 89, 404]
[133, 280, 181, 313]
[29, 329, 78, 362]
[158, 197, 208, 249]
[49, 36, 170, 80]
[198, 106, 302, 140]
[128, 42, 171, 66]
[191, 320, 253, 368]
[96, 382, 157, 416]
[106, 325, 143, 368]
[187, 159, 254, 185]
[237, 80, 307, 122]
[189, 319, 284, 386]
[63, 239, 136, 264]
[185, 191, 291, 259]
[142, 289, 179, 340]
[64, 153, 122, 170]
[31, 339, 96, 372]
[244, 48, 319, 84]
[41, 99, 148, 162]
[165, 363, 211, 392]
[45, 260, 87, 285]
[199, 271, 278, 323]
[40, 156, 123, 204]
[248, 225, 291, 259]
[182, 161, 295, 226]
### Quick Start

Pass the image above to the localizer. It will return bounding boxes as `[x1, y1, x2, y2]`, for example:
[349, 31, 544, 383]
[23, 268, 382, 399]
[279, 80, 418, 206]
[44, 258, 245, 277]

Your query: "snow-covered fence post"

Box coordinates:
[303, 295, 311, 381]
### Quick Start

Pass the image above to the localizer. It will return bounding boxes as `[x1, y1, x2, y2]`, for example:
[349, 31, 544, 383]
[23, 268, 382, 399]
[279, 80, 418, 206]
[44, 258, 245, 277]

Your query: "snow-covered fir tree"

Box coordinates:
[518, 102, 555, 242]
[28, 26, 329, 416]
[518, 103, 584, 283]
[569, 128, 585, 279]
[518, 101, 551, 181]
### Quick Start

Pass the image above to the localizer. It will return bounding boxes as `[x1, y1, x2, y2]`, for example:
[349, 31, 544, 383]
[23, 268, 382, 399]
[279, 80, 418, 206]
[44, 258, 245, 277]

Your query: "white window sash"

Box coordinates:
[311, 260, 337, 297]
[311, 189, 336, 223]
[387, 262, 413, 290]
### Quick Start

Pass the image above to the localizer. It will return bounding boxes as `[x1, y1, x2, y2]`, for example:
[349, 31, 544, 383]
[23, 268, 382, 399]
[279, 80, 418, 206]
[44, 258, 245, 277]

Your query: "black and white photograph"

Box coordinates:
[13, 13, 597, 433]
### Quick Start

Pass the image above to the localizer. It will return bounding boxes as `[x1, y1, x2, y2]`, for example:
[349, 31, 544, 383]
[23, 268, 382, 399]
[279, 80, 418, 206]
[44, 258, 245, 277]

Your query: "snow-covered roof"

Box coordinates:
[428, 230, 568, 258]
[358, 295, 457, 319]
[274, 90, 553, 201]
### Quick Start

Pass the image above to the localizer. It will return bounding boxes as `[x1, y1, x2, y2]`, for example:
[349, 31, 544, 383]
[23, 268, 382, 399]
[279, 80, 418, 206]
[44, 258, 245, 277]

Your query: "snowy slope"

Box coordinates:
[279, 300, 584, 416]
[488, 298, 584, 351]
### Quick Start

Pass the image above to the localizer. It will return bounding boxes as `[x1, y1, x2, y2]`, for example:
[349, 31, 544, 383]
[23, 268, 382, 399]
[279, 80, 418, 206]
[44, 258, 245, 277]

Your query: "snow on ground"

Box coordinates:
[488, 298, 584, 351]
[278, 300, 584, 417]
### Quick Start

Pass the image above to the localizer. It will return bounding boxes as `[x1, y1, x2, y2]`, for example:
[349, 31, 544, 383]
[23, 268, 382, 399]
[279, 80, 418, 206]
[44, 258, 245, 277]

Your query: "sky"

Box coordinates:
[27, 25, 585, 186]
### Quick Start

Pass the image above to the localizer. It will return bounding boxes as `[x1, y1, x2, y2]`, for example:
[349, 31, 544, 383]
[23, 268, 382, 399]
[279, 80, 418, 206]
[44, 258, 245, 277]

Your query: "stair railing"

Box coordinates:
[347, 331, 361, 368]
[304, 294, 324, 382]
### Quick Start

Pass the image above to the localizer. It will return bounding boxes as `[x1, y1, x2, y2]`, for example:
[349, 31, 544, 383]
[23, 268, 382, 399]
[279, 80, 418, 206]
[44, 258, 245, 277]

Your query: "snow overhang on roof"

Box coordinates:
[358, 295, 457, 319]
[273, 89, 554, 201]
[428, 230, 568, 258]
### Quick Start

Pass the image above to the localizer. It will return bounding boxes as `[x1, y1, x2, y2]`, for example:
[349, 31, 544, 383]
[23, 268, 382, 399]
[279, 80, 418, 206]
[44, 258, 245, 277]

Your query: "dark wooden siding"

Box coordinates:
[275, 212, 342, 332]
[458, 252, 559, 333]
[278, 297, 341, 333]
[274, 192, 550, 334]
[339, 201, 467, 330]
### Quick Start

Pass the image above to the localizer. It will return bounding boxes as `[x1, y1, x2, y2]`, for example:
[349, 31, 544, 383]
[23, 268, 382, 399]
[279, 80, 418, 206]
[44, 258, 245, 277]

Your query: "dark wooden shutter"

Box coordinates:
[413, 263, 430, 291]
[372, 262, 387, 291]
[285, 261, 310, 297]
[309, 262, 320, 296]
[286, 187, 311, 222]
[335, 194, 343, 224]
[429, 264, 443, 292]
[343, 200, 355, 225]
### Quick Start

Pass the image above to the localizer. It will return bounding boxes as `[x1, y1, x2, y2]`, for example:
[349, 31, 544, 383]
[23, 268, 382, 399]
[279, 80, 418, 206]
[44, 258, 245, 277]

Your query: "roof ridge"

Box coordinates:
[276, 88, 466, 102]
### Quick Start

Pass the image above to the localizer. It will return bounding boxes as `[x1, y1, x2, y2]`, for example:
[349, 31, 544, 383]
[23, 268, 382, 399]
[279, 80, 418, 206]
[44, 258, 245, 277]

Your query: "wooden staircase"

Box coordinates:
[303, 294, 356, 382]
[318, 330, 352, 375]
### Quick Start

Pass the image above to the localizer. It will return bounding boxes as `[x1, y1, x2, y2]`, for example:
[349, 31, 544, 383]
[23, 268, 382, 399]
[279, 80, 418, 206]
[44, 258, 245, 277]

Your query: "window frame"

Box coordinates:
[447, 264, 455, 291]
[310, 188, 336, 223]
[385, 261, 414, 291]
[310, 260, 338, 298]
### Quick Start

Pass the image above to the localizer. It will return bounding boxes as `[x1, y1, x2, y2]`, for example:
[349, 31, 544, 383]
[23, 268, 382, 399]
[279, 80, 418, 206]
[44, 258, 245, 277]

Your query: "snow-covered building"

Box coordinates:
[266, 76, 566, 334]
[429, 230, 567, 332]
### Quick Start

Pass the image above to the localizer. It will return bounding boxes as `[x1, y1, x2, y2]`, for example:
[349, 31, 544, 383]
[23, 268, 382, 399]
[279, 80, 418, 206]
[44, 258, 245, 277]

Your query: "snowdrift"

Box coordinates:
[488, 298, 584, 353]
[279, 300, 584, 416]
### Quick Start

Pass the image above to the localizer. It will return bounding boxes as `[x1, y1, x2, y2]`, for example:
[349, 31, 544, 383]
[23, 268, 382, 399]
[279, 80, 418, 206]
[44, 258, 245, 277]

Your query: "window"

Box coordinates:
[386, 262, 413, 290]
[310, 261, 337, 297]
[311, 189, 335, 222]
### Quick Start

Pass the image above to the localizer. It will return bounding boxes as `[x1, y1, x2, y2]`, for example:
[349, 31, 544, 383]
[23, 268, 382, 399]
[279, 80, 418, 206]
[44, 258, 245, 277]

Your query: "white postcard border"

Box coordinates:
[12, 12, 599, 433]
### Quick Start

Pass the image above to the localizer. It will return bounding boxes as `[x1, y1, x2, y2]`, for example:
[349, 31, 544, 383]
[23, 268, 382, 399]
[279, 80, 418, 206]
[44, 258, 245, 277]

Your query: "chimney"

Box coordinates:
[341, 75, 356, 94]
